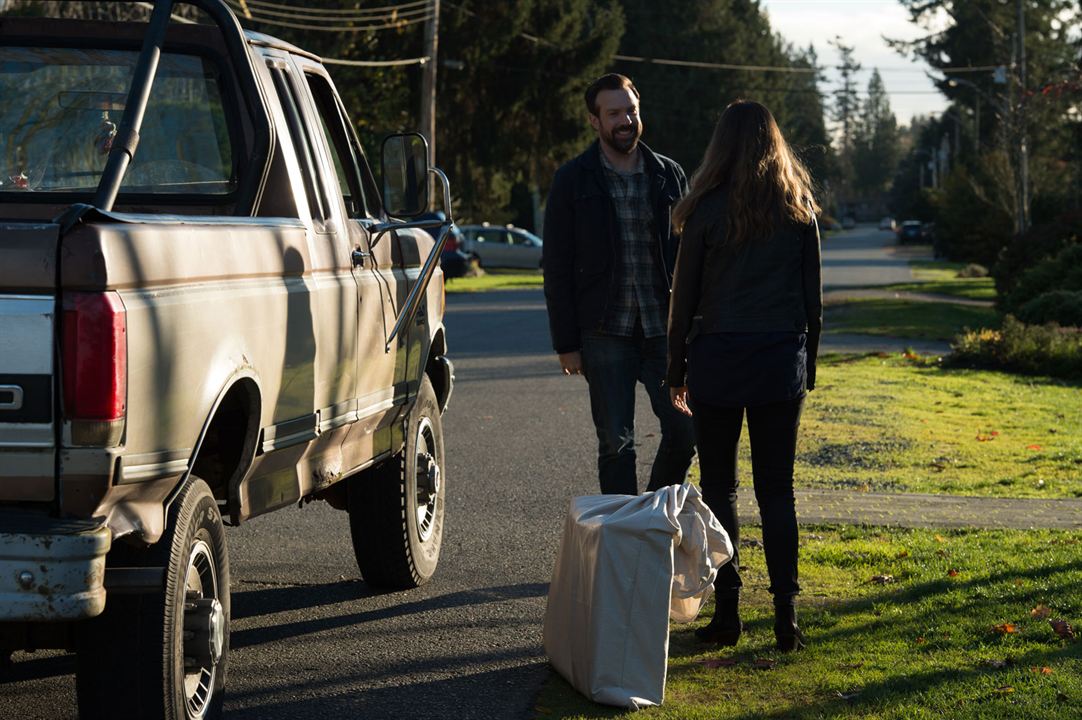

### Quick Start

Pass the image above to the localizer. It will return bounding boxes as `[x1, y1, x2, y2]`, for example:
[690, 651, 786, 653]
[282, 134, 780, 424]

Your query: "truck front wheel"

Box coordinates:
[348, 375, 446, 589]
[76, 477, 229, 720]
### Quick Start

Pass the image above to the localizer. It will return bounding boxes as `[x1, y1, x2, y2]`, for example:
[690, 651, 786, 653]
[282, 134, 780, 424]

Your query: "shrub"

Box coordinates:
[956, 263, 988, 278]
[1016, 290, 1082, 328]
[932, 160, 1013, 266]
[1003, 244, 1082, 314]
[948, 315, 1082, 381]
[993, 210, 1082, 301]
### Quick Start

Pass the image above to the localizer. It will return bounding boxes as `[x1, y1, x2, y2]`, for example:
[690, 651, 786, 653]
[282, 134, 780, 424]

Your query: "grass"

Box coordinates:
[789, 354, 1082, 498]
[535, 525, 1082, 720]
[824, 299, 999, 341]
[445, 268, 543, 293]
[874, 261, 998, 302]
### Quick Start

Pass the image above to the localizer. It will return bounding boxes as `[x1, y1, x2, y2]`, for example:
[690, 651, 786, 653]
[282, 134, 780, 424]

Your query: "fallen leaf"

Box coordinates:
[1014, 579, 1024, 587]
[991, 430, 1000, 436]
[752, 658, 777, 670]
[701, 657, 738, 669]
[836, 689, 861, 702]
[896, 550, 910, 558]
[1027, 444, 1042, 451]
[994, 686, 1015, 695]
[980, 659, 1010, 669]
[993, 623, 1017, 635]
[936, 549, 949, 557]
[1031, 604, 1052, 619]
[1050, 619, 1076, 640]
[870, 574, 895, 585]
[916, 636, 926, 644]
[934, 535, 947, 543]
[948, 569, 960, 577]
[1031, 666, 1053, 675]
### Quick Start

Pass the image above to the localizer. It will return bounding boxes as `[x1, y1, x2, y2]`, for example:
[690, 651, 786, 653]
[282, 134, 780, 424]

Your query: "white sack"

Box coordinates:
[543, 483, 733, 710]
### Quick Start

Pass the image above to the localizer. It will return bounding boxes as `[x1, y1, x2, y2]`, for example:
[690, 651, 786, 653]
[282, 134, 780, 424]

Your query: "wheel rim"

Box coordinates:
[182, 538, 223, 720]
[414, 417, 441, 543]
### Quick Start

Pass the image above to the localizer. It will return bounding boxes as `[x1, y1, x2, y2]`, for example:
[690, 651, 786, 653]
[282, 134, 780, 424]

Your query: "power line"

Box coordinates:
[227, 1, 431, 23]
[614, 54, 816, 74]
[227, 7, 433, 31]
[237, 0, 430, 17]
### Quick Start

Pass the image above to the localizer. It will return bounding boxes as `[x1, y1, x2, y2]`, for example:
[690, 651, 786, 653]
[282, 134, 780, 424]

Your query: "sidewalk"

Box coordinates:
[738, 488, 1082, 530]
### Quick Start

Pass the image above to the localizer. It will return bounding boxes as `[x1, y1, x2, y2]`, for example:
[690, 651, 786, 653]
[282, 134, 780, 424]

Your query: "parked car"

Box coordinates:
[459, 223, 544, 269]
[841, 216, 857, 229]
[898, 220, 924, 244]
[0, 4, 454, 718]
[879, 217, 896, 231]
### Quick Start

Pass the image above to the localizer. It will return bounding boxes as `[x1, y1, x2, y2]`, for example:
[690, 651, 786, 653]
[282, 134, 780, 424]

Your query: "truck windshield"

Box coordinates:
[0, 47, 234, 195]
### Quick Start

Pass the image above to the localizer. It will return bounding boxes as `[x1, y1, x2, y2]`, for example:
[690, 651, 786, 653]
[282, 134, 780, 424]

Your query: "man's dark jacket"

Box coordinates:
[542, 141, 688, 354]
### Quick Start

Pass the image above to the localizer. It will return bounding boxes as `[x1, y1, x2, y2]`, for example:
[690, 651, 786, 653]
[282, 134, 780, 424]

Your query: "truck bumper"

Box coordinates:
[0, 512, 111, 621]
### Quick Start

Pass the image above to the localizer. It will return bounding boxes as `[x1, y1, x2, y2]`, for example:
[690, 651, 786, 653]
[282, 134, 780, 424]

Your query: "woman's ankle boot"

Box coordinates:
[696, 597, 742, 646]
[774, 602, 806, 652]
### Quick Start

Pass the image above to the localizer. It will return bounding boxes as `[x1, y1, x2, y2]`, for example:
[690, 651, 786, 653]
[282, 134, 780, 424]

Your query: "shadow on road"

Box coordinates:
[230, 582, 549, 649]
[227, 661, 550, 720]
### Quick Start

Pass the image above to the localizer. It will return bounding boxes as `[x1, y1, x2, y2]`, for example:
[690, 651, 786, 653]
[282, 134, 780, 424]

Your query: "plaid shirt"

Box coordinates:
[599, 151, 669, 337]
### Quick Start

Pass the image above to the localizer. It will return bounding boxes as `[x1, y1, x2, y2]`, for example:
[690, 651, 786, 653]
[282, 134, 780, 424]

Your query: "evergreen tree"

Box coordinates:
[852, 69, 900, 199]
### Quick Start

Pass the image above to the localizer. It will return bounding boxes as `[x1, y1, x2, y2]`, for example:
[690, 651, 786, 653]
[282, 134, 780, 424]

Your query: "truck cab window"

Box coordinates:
[268, 65, 327, 224]
[304, 72, 382, 219]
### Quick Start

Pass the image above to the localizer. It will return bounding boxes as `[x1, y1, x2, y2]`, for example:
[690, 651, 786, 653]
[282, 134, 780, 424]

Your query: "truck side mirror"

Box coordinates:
[381, 133, 429, 218]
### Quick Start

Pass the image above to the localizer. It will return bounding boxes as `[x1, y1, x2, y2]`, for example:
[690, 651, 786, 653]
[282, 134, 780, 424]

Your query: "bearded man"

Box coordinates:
[542, 73, 696, 495]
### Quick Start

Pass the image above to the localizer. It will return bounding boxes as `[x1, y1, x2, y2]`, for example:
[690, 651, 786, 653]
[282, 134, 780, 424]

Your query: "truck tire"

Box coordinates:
[348, 375, 445, 589]
[76, 477, 229, 720]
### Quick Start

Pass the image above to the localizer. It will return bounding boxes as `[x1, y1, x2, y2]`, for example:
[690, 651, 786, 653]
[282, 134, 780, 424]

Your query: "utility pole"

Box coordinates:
[420, 0, 439, 199]
[1015, 0, 1029, 234]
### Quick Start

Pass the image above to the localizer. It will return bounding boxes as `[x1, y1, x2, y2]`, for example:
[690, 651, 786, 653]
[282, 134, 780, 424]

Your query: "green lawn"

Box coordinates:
[789, 354, 1082, 498]
[445, 268, 543, 293]
[535, 525, 1082, 720]
[825, 299, 999, 341]
[874, 261, 998, 302]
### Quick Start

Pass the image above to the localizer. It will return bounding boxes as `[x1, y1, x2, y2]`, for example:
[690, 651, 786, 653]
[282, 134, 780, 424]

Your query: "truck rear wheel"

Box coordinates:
[76, 477, 229, 720]
[348, 375, 445, 589]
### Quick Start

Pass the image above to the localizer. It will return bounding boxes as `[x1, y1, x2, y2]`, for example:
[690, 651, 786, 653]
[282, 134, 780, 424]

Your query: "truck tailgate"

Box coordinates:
[0, 222, 59, 503]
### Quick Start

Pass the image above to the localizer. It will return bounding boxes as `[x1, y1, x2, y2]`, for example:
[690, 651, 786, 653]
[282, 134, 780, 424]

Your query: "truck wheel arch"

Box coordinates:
[188, 372, 262, 520]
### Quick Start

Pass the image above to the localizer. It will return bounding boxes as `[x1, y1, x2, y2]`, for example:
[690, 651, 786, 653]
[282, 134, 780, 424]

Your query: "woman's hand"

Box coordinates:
[670, 386, 692, 417]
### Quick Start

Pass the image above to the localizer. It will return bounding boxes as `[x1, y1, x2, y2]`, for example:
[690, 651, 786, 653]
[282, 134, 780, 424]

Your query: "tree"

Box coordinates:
[852, 69, 900, 200]
[890, 0, 1081, 229]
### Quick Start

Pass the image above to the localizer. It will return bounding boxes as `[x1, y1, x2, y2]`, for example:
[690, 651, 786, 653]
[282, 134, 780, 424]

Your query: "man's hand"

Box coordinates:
[559, 351, 583, 376]
[670, 386, 692, 417]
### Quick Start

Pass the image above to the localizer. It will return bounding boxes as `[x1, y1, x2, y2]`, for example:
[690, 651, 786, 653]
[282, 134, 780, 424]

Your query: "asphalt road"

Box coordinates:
[1, 223, 919, 719]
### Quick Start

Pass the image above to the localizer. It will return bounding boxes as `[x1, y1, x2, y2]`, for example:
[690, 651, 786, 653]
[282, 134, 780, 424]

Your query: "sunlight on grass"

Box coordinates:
[799, 355, 1082, 498]
[445, 269, 543, 293]
[535, 526, 1082, 720]
[824, 299, 999, 340]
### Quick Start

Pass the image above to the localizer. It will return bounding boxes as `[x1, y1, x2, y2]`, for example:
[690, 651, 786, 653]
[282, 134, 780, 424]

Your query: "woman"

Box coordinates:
[666, 100, 822, 652]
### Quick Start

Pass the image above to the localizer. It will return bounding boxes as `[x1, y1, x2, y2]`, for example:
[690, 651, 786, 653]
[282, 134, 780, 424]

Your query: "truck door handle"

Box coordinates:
[351, 248, 370, 267]
[0, 385, 24, 411]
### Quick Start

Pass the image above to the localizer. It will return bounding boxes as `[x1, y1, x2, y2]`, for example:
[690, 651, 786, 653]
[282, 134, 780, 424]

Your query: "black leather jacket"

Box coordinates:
[542, 141, 688, 354]
[666, 186, 823, 388]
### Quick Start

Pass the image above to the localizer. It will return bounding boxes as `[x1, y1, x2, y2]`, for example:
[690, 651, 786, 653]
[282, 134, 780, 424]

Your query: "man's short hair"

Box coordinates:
[584, 74, 640, 116]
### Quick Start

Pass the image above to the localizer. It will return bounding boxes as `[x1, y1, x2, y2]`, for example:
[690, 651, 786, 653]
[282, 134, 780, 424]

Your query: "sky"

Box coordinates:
[760, 0, 949, 127]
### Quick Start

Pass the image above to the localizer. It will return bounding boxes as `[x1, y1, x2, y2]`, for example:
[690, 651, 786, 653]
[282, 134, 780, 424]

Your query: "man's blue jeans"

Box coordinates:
[580, 330, 696, 495]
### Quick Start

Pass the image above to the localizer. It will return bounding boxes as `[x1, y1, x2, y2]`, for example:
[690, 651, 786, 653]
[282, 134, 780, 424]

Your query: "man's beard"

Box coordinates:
[602, 122, 641, 154]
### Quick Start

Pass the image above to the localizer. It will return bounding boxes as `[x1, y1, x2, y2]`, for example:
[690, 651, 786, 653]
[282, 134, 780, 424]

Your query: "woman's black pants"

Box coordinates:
[692, 395, 804, 605]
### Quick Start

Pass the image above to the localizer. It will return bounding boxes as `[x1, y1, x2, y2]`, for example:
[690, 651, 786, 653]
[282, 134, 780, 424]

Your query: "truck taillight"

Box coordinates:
[62, 292, 127, 422]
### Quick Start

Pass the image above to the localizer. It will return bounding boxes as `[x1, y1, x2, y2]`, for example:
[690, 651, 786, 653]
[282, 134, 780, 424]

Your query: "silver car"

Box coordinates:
[459, 223, 544, 269]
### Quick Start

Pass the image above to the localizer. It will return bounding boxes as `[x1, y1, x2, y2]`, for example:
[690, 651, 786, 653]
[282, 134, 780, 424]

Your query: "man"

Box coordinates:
[542, 73, 696, 495]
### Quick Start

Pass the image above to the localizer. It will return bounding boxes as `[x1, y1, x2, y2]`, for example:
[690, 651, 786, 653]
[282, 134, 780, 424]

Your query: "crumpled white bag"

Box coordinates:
[543, 483, 733, 709]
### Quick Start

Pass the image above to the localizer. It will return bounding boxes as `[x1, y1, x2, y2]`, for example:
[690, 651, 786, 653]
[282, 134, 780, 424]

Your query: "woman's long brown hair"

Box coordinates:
[672, 100, 820, 243]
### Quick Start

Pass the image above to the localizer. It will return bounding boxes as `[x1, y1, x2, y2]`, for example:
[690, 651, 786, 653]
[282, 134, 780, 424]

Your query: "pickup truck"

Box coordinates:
[0, 1, 453, 718]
